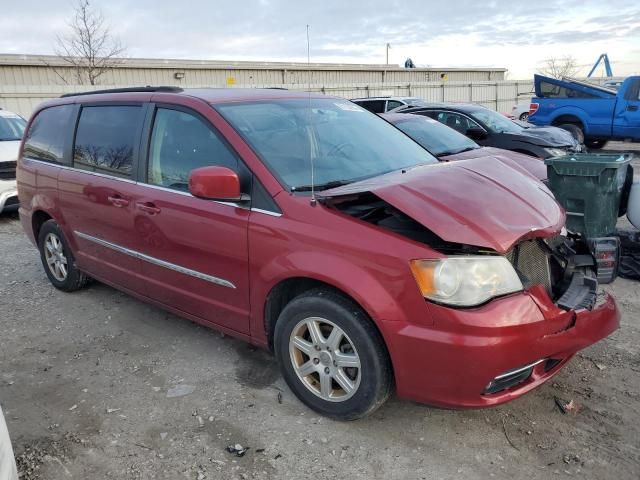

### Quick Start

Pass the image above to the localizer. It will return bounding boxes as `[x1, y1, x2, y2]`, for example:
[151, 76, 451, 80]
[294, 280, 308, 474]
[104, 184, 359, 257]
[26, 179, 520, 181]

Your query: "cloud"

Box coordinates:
[0, 0, 638, 78]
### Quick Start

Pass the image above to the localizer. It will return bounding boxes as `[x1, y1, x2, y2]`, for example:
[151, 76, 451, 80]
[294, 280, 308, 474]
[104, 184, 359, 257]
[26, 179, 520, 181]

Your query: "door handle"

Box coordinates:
[107, 195, 130, 208]
[627, 105, 638, 112]
[136, 202, 161, 215]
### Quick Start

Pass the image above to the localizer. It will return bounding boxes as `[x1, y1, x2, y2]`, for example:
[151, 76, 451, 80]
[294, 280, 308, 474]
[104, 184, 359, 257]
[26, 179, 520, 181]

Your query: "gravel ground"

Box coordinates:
[1, 144, 640, 479]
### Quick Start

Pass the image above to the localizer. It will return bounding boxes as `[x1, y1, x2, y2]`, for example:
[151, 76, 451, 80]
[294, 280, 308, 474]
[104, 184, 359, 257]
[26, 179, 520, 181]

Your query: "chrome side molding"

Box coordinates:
[74, 231, 236, 289]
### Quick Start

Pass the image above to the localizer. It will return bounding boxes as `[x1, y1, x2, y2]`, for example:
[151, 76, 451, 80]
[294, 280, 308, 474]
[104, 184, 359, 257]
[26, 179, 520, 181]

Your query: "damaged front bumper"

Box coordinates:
[384, 286, 620, 409]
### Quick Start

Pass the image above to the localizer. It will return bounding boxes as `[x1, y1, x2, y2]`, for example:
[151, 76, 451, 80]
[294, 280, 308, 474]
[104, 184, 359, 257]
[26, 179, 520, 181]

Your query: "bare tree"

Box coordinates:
[49, 0, 125, 85]
[540, 56, 580, 79]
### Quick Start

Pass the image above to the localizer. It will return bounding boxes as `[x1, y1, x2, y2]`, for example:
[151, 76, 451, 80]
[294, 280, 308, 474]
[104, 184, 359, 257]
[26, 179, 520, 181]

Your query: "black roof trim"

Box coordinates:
[61, 86, 184, 98]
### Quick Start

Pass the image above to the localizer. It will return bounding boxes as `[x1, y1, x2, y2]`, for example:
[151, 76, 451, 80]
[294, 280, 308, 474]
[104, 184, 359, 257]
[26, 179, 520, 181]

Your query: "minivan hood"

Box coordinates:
[440, 147, 547, 181]
[319, 157, 564, 253]
[0, 140, 20, 162]
[507, 125, 578, 148]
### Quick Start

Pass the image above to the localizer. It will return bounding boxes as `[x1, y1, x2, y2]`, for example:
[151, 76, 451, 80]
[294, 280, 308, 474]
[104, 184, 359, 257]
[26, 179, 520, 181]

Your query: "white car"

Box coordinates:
[0, 405, 18, 480]
[510, 101, 532, 121]
[0, 109, 26, 213]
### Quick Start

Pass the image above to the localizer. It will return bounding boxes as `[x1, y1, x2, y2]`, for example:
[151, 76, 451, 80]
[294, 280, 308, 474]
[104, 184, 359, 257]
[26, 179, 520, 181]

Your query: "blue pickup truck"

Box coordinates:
[528, 74, 640, 149]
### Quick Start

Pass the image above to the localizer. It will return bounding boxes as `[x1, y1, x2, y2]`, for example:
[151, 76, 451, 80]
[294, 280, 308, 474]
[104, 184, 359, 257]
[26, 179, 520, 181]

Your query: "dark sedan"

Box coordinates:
[395, 102, 582, 159]
[381, 113, 547, 181]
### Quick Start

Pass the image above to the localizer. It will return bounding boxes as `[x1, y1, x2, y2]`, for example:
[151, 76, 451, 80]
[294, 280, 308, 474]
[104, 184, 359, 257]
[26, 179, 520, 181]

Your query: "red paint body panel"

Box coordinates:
[17, 89, 620, 410]
[188, 166, 241, 200]
[133, 184, 251, 333]
[441, 146, 548, 181]
[386, 292, 619, 407]
[319, 157, 564, 253]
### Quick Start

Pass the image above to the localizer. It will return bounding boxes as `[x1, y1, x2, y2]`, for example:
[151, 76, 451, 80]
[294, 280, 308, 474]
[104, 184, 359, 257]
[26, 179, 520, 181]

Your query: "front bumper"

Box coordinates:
[0, 179, 18, 212]
[384, 288, 620, 408]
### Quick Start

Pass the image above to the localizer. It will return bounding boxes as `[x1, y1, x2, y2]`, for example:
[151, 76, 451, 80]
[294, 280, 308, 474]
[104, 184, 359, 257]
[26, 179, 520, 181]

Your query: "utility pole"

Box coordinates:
[386, 43, 391, 65]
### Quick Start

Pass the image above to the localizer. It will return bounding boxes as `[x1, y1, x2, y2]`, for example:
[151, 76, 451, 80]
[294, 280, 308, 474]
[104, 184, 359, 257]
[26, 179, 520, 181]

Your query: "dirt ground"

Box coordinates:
[1, 145, 640, 479]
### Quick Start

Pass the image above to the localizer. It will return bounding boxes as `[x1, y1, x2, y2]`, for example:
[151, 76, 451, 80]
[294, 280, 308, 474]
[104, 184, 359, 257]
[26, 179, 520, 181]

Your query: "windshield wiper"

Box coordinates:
[291, 180, 353, 192]
[437, 146, 478, 156]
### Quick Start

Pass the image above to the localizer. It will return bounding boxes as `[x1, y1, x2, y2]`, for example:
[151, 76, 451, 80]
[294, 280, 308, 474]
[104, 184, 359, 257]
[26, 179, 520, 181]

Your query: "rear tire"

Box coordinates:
[585, 139, 608, 150]
[519, 112, 529, 122]
[274, 288, 392, 420]
[557, 123, 585, 144]
[38, 220, 90, 292]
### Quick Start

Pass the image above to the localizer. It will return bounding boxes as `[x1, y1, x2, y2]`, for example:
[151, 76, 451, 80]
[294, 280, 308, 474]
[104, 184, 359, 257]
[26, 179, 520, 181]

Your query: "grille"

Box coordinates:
[0, 161, 16, 180]
[506, 239, 552, 293]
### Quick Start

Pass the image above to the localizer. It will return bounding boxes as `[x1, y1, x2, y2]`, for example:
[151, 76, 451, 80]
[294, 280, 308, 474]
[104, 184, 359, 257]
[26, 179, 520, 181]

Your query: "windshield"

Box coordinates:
[0, 113, 26, 141]
[404, 98, 430, 107]
[468, 108, 522, 134]
[391, 116, 479, 156]
[216, 99, 438, 190]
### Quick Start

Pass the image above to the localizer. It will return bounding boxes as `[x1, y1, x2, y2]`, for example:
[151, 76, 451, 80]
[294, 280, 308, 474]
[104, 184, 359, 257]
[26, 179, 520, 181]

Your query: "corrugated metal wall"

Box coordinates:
[0, 64, 505, 87]
[0, 80, 535, 119]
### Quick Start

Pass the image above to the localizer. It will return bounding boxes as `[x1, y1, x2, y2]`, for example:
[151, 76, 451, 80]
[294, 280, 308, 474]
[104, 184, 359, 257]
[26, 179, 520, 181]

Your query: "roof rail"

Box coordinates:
[60, 86, 184, 98]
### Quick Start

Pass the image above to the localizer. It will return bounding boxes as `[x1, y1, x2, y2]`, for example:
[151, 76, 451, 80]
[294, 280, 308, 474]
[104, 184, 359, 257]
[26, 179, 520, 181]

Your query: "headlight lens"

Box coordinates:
[545, 148, 567, 158]
[410, 256, 523, 307]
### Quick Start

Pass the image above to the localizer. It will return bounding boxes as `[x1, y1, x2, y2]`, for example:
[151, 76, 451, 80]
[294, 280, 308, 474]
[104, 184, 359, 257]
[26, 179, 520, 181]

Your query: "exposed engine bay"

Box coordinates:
[325, 192, 616, 311]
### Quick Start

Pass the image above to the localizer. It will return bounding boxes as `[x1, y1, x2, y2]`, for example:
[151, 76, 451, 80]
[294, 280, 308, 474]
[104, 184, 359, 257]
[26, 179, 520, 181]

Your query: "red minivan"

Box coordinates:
[17, 87, 619, 420]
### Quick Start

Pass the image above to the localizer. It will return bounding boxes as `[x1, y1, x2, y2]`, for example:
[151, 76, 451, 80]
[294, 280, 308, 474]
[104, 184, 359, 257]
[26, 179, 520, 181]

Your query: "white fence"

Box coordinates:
[0, 80, 535, 119]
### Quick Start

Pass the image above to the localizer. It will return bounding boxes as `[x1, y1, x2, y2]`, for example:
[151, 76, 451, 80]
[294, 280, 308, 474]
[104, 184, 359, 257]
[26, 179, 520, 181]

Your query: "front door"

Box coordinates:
[613, 79, 640, 140]
[134, 105, 251, 333]
[58, 104, 147, 294]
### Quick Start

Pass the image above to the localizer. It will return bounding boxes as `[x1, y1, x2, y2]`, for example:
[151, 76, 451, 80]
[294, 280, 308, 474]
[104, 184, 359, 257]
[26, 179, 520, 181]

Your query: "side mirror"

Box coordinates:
[188, 166, 244, 202]
[466, 127, 487, 140]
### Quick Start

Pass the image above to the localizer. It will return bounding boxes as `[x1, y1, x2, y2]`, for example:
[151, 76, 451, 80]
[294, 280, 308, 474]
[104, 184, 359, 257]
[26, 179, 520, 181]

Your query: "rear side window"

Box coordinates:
[23, 105, 74, 163]
[147, 108, 237, 192]
[540, 81, 597, 99]
[386, 100, 404, 111]
[356, 100, 386, 114]
[74, 105, 143, 178]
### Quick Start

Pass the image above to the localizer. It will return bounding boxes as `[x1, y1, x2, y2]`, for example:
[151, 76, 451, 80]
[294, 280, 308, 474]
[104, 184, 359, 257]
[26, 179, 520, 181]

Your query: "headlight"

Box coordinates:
[545, 148, 567, 158]
[409, 256, 523, 307]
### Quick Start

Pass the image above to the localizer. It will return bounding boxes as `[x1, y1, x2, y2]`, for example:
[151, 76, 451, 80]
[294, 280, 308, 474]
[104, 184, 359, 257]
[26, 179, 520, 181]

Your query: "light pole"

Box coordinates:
[386, 43, 391, 65]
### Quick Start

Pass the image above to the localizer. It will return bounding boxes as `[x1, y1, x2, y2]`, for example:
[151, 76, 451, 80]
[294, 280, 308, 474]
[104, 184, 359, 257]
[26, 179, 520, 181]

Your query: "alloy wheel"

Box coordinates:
[44, 233, 68, 281]
[289, 317, 361, 402]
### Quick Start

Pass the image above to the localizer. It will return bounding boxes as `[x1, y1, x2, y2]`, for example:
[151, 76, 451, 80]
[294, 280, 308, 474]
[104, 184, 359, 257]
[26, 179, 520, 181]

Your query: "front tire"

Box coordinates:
[38, 220, 90, 292]
[585, 139, 608, 150]
[274, 289, 392, 420]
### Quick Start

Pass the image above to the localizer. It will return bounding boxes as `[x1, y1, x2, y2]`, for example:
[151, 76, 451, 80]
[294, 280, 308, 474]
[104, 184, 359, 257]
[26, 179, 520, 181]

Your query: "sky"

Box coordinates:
[0, 0, 639, 79]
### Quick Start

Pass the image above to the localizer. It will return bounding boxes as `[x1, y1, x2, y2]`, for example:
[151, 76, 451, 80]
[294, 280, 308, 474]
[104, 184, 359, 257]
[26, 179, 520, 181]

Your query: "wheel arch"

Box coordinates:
[264, 276, 391, 352]
[550, 109, 589, 134]
[32, 209, 53, 242]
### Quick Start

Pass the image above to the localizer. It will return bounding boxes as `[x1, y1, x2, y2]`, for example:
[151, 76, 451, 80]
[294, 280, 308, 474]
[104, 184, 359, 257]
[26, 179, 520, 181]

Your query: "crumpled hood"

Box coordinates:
[0, 141, 20, 162]
[441, 147, 547, 181]
[507, 125, 579, 148]
[319, 157, 564, 253]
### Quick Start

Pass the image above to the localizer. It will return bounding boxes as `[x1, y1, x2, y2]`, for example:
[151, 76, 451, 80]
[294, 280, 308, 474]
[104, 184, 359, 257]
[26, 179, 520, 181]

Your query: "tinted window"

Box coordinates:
[74, 106, 142, 178]
[386, 100, 404, 111]
[434, 112, 479, 135]
[23, 105, 74, 163]
[148, 108, 237, 191]
[540, 81, 597, 99]
[392, 116, 479, 156]
[216, 99, 437, 190]
[355, 100, 386, 113]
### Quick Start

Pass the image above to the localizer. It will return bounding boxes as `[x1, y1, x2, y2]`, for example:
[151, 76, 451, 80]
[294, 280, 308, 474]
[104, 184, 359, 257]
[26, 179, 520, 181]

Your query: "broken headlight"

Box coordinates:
[410, 256, 523, 307]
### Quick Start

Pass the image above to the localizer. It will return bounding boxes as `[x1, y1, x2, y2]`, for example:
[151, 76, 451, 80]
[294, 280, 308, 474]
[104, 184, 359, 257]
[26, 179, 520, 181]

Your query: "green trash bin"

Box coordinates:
[545, 153, 631, 238]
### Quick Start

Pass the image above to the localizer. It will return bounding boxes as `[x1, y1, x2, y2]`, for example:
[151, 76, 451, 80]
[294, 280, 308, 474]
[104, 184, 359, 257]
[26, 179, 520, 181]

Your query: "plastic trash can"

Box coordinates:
[545, 153, 632, 237]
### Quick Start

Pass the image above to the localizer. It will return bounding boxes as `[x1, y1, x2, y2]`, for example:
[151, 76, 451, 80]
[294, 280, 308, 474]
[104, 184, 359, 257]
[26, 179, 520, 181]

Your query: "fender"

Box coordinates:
[249, 249, 426, 343]
[549, 106, 590, 134]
